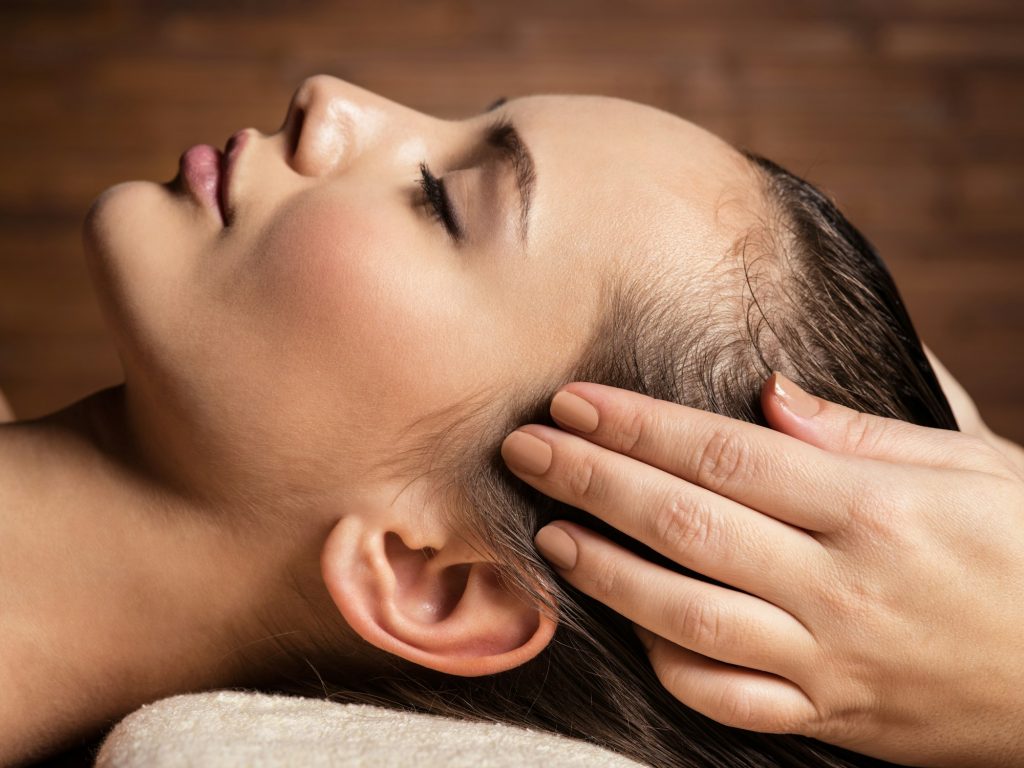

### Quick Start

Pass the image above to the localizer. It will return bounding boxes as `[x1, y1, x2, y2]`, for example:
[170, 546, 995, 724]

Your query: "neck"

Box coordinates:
[0, 387, 344, 764]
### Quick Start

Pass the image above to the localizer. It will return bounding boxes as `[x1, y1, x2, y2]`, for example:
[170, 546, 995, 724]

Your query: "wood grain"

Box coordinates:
[1, 0, 1021, 448]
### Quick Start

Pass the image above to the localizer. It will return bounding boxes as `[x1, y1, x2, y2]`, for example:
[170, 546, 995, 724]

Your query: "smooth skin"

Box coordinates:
[0, 78, 768, 764]
[0, 389, 12, 423]
[4, 70, 1016, 765]
[501, 358, 1024, 768]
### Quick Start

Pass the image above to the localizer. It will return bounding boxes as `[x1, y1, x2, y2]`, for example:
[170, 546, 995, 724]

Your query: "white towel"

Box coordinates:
[95, 690, 647, 767]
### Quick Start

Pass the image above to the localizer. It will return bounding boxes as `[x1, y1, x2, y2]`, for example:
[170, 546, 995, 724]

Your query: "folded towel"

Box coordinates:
[95, 690, 647, 767]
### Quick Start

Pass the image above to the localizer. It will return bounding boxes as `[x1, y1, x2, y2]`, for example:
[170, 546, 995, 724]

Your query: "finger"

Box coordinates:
[544, 383, 864, 531]
[638, 628, 818, 735]
[761, 372, 993, 472]
[503, 425, 825, 608]
[535, 522, 815, 677]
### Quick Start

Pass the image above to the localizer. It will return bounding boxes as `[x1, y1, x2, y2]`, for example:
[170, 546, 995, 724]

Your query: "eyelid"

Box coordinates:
[418, 162, 463, 242]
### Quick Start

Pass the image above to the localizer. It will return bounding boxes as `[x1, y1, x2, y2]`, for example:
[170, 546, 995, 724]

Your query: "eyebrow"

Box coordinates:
[483, 116, 536, 245]
[484, 96, 507, 113]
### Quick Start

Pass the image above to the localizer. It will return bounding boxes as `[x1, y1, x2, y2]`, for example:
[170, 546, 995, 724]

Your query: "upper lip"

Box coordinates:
[219, 130, 249, 225]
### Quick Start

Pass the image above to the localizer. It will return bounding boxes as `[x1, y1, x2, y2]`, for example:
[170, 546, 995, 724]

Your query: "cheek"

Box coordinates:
[238, 192, 498, 426]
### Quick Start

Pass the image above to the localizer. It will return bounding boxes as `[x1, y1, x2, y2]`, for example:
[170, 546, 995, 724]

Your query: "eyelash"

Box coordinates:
[418, 162, 462, 242]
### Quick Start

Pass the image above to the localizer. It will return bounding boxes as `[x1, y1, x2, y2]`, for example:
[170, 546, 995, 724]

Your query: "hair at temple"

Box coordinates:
[269, 152, 955, 768]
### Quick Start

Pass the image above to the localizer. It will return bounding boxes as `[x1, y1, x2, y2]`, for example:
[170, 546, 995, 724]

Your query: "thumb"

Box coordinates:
[761, 372, 962, 468]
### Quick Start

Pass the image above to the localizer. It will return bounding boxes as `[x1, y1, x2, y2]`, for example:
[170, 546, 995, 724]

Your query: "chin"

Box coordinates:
[83, 180, 176, 267]
[82, 180, 198, 377]
[85, 179, 202, 293]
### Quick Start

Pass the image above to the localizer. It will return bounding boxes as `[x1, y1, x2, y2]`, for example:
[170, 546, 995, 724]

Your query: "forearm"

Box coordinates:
[923, 347, 1024, 474]
[986, 427, 1024, 476]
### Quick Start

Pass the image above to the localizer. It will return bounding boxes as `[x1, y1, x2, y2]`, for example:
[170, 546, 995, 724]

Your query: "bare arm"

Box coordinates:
[0, 387, 13, 423]
[925, 346, 1024, 476]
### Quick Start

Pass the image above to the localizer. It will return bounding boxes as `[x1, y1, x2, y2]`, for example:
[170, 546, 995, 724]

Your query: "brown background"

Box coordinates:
[2, 1, 1022, 445]
[0, 3, 1022, 764]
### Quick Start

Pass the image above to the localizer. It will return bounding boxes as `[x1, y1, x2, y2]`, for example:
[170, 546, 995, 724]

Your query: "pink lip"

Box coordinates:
[178, 129, 249, 226]
[179, 144, 224, 225]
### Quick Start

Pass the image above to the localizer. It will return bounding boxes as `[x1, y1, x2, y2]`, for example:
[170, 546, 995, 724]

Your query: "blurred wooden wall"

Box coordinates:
[1, 0, 1022, 441]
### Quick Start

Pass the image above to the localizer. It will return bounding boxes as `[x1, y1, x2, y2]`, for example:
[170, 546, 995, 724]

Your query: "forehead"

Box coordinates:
[508, 94, 762, 281]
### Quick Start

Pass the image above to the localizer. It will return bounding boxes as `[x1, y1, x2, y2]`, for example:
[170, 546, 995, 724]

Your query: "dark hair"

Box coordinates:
[270, 152, 956, 767]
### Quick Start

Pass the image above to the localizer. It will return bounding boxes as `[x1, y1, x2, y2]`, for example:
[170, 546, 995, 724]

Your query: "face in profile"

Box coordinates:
[77, 75, 772, 678]
[82, 75, 758, 508]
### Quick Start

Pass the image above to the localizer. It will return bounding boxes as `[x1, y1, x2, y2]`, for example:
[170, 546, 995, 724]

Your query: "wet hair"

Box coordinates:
[271, 152, 956, 767]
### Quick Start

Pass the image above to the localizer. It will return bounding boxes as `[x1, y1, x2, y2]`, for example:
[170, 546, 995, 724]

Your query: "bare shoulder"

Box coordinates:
[0, 387, 13, 423]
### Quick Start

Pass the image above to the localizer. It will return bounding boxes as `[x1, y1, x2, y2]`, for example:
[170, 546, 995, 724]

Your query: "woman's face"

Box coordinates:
[83, 76, 757, 501]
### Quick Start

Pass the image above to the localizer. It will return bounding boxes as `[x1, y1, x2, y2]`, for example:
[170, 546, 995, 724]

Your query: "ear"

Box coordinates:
[321, 514, 556, 677]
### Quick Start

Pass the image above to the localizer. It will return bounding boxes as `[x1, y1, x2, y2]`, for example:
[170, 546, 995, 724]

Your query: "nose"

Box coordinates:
[283, 75, 390, 177]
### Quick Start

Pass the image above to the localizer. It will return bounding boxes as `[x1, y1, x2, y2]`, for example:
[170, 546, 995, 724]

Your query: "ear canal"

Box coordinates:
[322, 519, 556, 677]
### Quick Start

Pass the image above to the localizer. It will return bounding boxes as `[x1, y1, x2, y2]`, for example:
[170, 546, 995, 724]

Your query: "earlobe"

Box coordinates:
[321, 515, 556, 677]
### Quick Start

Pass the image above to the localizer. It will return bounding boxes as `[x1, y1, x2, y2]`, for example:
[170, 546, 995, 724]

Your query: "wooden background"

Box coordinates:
[1, 1, 1022, 445]
[0, 2, 1022, 763]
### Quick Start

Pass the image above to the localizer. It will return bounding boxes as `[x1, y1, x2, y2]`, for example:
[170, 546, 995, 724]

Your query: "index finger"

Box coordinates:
[547, 382, 859, 532]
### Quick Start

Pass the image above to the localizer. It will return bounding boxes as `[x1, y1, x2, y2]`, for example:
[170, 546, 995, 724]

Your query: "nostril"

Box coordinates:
[287, 106, 306, 158]
[281, 75, 362, 177]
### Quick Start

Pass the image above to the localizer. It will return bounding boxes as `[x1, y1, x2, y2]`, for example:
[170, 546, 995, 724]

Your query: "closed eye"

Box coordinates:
[418, 162, 463, 242]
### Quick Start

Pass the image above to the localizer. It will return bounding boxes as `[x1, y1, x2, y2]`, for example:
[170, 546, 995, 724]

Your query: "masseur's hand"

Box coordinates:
[500, 374, 1024, 767]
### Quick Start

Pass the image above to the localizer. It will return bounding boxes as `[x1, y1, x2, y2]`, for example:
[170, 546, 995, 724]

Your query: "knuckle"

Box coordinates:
[711, 684, 757, 729]
[815, 582, 853, 622]
[816, 568, 877, 623]
[712, 684, 806, 734]
[587, 554, 621, 599]
[832, 578, 878, 619]
[844, 410, 881, 456]
[800, 703, 830, 740]
[649, 493, 717, 558]
[695, 429, 751, 493]
[844, 482, 884, 527]
[676, 594, 723, 649]
[564, 450, 601, 501]
[615, 403, 654, 454]
[847, 481, 912, 541]
[805, 683, 878, 746]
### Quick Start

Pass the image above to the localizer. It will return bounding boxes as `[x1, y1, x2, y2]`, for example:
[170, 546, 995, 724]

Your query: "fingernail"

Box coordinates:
[534, 524, 578, 571]
[501, 430, 553, 475]
[771, 372, 820, 419]
[634, 625, 656, 652]
[550, 391, 600, 433]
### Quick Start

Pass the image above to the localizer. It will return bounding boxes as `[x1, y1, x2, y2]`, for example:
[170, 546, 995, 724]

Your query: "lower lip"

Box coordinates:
[179, 144, 224, 224]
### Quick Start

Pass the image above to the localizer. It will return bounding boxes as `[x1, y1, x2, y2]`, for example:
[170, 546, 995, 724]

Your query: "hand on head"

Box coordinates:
[502, 362, 1024, 768]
